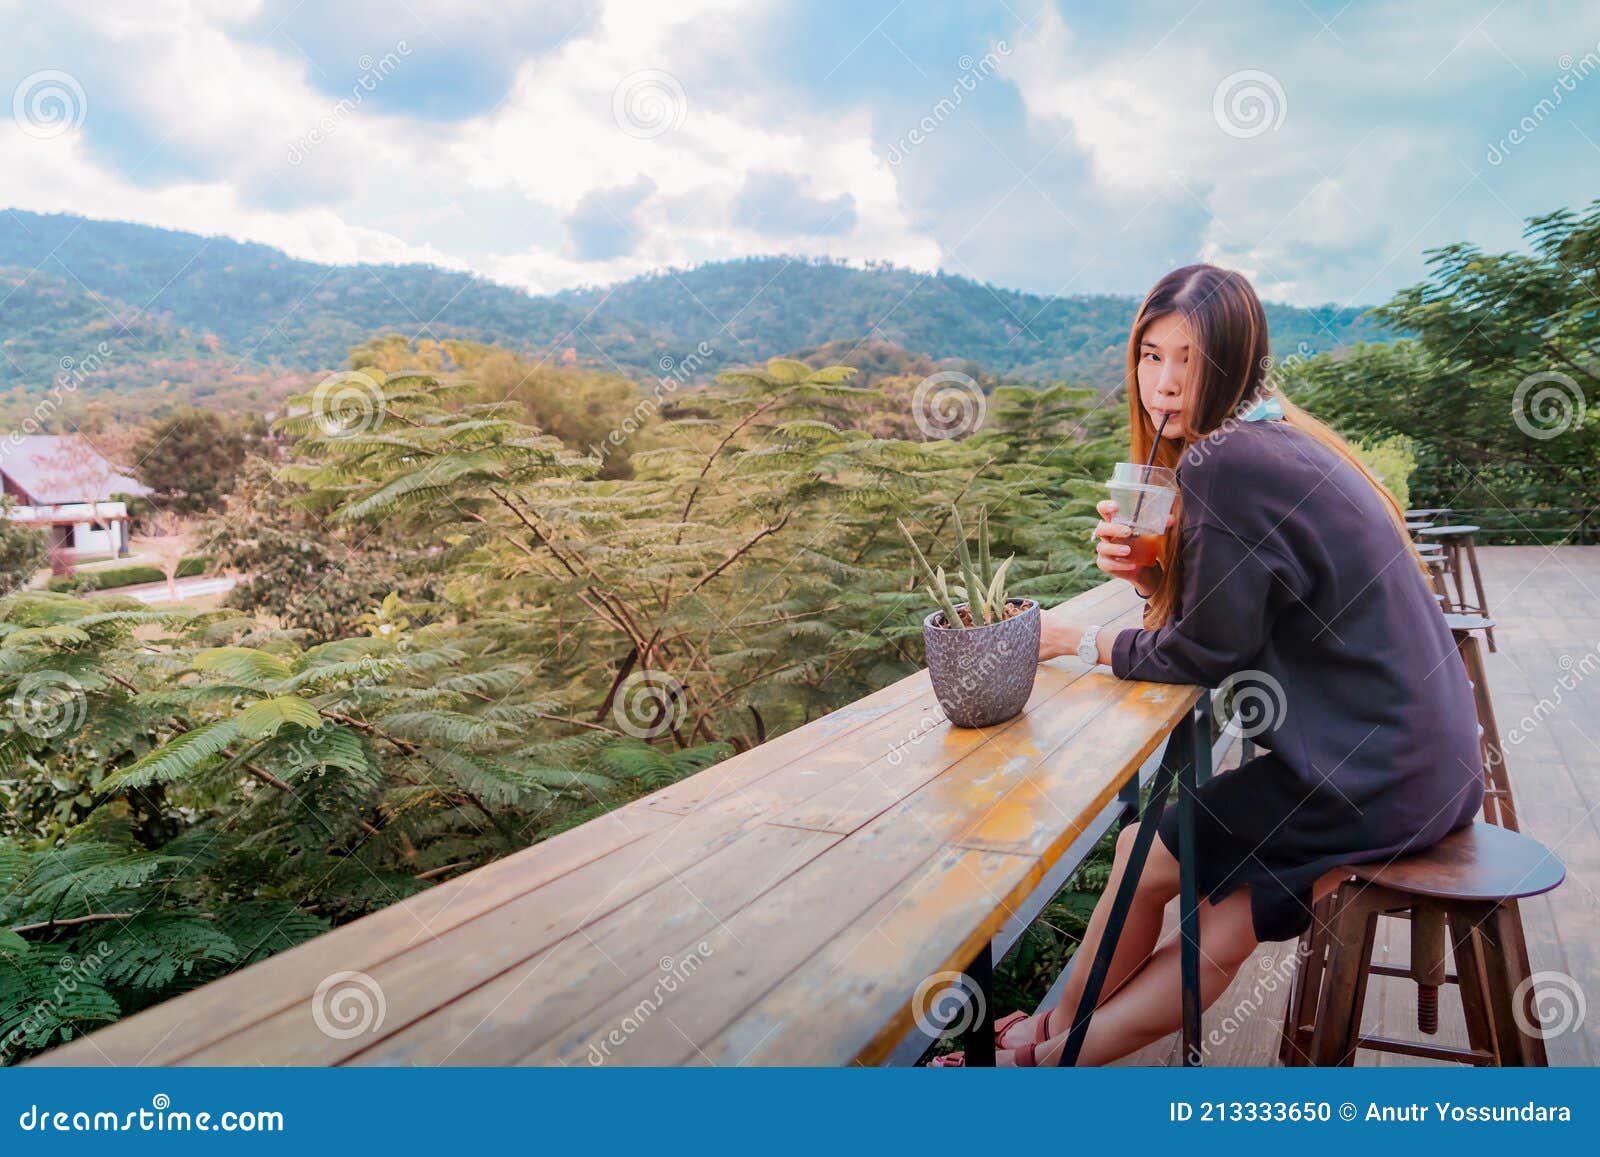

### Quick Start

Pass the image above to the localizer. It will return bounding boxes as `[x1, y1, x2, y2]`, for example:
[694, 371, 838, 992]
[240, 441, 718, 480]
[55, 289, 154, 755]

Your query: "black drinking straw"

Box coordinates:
[1128, 410, 1171, 527]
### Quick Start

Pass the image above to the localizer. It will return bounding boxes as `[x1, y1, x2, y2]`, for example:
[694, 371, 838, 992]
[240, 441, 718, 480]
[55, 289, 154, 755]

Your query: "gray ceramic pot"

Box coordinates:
[921, 598, 1041, 728]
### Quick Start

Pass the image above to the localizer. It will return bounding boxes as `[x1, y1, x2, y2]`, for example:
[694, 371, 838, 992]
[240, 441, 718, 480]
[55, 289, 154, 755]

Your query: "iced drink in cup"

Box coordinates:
[1107, 463, 1177, 569]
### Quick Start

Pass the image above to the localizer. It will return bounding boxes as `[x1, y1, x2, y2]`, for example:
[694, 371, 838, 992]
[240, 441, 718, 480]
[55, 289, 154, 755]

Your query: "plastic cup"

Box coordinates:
[1111, 462, 1176, 488]
[1107, 463, 1177, 568]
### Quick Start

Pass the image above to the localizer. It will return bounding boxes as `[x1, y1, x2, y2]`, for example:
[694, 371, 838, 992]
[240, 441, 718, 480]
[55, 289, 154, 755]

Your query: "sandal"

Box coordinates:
[928, 1006, 1055, 1067]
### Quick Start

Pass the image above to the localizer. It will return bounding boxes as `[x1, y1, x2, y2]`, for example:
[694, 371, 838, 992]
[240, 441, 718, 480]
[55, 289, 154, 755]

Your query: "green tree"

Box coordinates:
[133, 408, 269, 515]
[1, 349, 1119, 1060]
[200, 456, 437, 644]
[1286, 199, 1600, 542]
[0, 500, 48, 595]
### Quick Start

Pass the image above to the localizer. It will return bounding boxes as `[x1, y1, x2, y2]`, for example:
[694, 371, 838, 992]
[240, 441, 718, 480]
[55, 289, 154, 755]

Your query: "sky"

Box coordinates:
[3, 0, 1599, 307]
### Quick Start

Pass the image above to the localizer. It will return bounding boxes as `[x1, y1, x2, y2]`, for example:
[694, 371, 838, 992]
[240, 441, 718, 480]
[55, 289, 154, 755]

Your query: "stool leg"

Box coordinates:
[1429, 562, 1450, 605]
[1463, 538, 1495, 650]
[1279, 894, 1332, 1066]
[1310, 887, 1380, 1066]
[1446, 907, 1498, 1063]
[1449, 541, 1470, 615]
[1495, 899, 1548, 1066]
[1456, 633, 1519, 831]
[1469, 900, 1546, 1066]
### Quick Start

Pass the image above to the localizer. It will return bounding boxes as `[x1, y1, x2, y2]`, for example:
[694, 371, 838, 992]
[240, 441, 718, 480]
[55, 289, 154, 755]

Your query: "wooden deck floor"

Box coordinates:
[1119, 545, 1600, 1067]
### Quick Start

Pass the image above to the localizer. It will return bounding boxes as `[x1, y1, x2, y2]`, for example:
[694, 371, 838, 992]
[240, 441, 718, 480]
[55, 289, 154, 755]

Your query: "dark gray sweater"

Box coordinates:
[1110, 418, 1483, 858]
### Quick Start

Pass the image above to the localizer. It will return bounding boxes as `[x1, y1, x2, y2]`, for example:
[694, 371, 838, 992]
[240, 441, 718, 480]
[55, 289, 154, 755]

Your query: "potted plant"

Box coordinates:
[898, 504, 1040, 729]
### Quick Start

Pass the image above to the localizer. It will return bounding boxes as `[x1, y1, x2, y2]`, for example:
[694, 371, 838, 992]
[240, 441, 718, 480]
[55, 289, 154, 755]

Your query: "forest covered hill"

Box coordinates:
[0, 210, 1388, 423]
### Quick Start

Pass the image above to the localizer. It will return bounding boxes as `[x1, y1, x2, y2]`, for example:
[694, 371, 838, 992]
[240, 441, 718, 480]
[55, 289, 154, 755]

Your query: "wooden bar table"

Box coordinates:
[36, 582, 1205, 1069]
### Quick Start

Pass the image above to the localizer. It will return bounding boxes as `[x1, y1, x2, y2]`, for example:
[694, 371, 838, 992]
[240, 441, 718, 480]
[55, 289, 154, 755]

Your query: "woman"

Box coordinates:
[941, 263, 1484, 1067]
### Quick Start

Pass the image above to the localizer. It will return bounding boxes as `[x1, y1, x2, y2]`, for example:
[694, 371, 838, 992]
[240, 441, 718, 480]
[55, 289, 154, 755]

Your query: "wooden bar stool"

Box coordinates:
[1279, 823, 1563, 1067]
[1425, 557, 1452, 606]
[1445, 614, 1518, 830]
[1418, 524, 1495, 650]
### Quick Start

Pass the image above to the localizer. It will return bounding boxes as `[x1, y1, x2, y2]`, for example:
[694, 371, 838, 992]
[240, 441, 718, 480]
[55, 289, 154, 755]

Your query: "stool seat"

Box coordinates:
[1345, 822, 1563, 901]
[1418, 524, 1480, 537]
[1443, 613, 1496, 632]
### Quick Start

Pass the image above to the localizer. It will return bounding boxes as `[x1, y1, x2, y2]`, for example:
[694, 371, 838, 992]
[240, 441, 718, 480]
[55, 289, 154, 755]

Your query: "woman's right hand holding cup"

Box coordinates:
[1093, 499, 1173, 596]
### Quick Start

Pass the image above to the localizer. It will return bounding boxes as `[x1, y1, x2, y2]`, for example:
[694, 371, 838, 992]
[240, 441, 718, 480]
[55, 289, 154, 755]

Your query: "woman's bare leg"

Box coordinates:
[1011, 866, 1352, 1066]
[1001, 821, 1179, 1048]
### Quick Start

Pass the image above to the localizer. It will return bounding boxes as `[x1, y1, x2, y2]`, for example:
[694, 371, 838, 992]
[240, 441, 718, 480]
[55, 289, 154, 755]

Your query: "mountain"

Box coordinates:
[558, 258, 1387, 384]
[0, 210, 1389, 421]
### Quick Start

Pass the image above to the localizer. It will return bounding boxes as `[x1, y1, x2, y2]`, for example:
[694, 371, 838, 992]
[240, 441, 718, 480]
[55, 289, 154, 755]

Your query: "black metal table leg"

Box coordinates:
[1058, 708, 1202, 1066]
[1193, 693, 1216, 786]
[960, 942, 997, 1067]
[1177, 710, 1202, 1065]
[1116, 768, 1141, 832]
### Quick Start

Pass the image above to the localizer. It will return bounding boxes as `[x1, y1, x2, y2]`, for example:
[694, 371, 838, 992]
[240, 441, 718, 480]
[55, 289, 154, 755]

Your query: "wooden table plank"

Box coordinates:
[517, 676, 1197, 1065]
[768, 601, 1149, 835]
[640, 670, 939, 816]
[696, 845, 1041, 1067]
[234, 824, 843, 1066]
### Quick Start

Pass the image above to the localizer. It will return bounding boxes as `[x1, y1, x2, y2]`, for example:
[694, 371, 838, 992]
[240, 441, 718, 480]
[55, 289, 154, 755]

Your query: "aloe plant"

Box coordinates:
[898, 503, 1017, 629]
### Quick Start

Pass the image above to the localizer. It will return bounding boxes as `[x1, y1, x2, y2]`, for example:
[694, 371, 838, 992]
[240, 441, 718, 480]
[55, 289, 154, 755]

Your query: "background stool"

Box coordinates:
[1279, 823, 1563, 1067]
[1419, 524, 1495, 650]
[1426, 557, 1452, 605]
[1446, 614, 1517, 830]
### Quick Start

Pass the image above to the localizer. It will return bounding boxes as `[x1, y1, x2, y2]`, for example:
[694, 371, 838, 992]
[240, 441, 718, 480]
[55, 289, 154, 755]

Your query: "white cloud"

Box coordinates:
[447, 0, 939, 292]
[997, 6, 1517, 303]
[3, 0, 1597, 307]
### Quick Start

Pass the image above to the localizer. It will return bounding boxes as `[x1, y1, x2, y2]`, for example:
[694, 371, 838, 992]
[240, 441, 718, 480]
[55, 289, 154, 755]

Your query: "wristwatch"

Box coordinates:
[1077, 623, 1103, 666]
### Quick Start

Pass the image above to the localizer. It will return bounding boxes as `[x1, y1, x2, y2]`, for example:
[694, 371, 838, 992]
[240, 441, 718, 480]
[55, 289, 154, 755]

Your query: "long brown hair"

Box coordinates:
[1127, 264, 1428, 627]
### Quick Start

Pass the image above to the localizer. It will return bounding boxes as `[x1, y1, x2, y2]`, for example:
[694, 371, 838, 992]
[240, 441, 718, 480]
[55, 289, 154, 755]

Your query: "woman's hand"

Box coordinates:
[1094, 500, 1175, 596]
